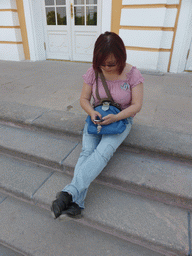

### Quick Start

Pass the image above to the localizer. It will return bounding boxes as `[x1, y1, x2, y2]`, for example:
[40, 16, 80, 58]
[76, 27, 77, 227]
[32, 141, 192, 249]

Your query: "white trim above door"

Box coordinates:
[43, 0, 101, 62]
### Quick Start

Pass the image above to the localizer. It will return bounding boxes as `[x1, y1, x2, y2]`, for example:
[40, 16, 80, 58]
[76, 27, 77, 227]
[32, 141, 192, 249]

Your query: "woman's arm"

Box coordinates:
[116, 82, 143, 121]
[101, 82, 144, 125]
[80, 82, 102, 122]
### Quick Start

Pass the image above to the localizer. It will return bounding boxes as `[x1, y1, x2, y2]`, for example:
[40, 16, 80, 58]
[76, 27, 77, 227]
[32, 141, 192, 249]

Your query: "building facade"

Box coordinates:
[0, 0, 192, 72]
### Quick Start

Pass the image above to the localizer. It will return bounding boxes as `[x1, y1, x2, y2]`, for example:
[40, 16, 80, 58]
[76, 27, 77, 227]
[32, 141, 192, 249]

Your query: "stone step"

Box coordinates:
[0, 122, 192, 210]
[0, 192, 165, 256]
[0, 153, 190, 255]
[1, 100, 192, 161]
[0, 244, 25, 256]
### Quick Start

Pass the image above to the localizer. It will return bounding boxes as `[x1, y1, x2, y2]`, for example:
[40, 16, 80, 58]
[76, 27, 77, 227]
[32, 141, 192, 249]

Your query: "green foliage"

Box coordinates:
[75, 16, 85, 25]
[47, 11, 56, 25]
[57, 13, 67, 25]
[87, 12, 97, 25]
[46, 10, 96, 26]
[46, 11, 67, 25]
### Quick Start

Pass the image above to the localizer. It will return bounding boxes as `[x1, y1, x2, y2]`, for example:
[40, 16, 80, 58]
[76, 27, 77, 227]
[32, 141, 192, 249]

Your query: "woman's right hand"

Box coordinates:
[91, 111, 102, 124]
[80, 82, 102, 124]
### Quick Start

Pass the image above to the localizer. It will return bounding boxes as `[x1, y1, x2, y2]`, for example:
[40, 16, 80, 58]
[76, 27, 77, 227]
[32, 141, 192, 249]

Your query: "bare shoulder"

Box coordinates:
[125, 63, 133, 73]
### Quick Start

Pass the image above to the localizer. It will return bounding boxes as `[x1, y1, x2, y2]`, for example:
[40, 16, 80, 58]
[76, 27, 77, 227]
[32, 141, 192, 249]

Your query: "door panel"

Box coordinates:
[47, 30, 70, 59]
[72, 0, 100, 61]
[43, 0, 100, 61]
[44, 0, 70, 60]
[73, 29, 98, 61]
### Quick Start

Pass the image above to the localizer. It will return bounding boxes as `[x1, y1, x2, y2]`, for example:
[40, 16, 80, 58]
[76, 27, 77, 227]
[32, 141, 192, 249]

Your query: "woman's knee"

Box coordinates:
[80, 148, 94, 158]
[96, 144, 116, 162]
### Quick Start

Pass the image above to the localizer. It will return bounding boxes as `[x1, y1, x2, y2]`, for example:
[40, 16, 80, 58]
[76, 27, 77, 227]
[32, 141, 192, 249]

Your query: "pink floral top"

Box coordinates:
[82, 66, 144, 111]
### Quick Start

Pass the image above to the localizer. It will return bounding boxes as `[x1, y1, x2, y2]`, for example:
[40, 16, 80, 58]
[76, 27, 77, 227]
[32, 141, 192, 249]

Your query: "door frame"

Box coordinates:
[185, 39, 192, 71]
[170, 0, 192, 72]
[179, 0, 192, 72]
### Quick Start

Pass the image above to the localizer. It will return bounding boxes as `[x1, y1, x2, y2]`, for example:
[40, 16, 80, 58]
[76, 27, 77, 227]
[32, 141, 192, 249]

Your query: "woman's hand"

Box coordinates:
[91, 111, 103, 125]
[100, 114, 117, 125]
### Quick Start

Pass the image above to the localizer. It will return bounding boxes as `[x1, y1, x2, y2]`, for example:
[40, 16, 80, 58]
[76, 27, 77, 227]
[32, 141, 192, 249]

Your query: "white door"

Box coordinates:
[43, 0, 101, 61]
[185, 40, 192, 71]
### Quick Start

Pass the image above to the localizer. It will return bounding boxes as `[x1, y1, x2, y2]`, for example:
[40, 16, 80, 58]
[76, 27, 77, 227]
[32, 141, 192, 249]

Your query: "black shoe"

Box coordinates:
[51, 191, 72, 219]
[60, 202, 82, 218]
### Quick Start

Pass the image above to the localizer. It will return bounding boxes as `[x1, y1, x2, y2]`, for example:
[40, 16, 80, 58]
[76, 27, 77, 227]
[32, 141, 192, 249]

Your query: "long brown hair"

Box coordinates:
[93, 32, 127, 74]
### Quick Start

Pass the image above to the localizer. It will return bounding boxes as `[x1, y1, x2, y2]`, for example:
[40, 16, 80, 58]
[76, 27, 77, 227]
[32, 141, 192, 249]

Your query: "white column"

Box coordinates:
[22, 0, 46, 61]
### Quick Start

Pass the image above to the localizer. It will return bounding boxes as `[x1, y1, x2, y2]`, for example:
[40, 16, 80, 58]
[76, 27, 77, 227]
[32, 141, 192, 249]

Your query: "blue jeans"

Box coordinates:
[63, 117, 133, 208]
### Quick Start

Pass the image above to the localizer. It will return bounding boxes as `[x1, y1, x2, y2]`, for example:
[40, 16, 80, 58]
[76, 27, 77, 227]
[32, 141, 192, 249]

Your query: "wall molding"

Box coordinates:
[16, 0, 30, 60]
[0, 26, 20, 28]
[122, 4, 179, 9]
[0, 9, 17, 12]
[126, 46, 171, 52]
[112, 0, 183, 72]
[120, 26, 174, 31]
[167, 0, 182, 71]
[0, 41, 22, 44]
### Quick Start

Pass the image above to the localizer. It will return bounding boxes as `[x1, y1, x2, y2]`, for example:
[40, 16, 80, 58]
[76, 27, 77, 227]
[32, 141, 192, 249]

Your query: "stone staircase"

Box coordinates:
[0, 118, 192, 256]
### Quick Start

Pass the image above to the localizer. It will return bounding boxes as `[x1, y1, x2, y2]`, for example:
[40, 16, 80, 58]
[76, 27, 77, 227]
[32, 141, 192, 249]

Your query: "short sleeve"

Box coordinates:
[128, 67, 144, 89]
[82, 66, 95, 86]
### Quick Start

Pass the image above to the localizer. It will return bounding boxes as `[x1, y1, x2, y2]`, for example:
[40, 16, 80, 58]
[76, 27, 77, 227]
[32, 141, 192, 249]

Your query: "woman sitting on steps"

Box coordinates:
[51, 31, 144, 218]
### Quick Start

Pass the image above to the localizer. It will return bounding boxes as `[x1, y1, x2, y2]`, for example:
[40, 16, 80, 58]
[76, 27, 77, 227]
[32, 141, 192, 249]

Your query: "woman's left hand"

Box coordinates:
[101, 114, 117, 125]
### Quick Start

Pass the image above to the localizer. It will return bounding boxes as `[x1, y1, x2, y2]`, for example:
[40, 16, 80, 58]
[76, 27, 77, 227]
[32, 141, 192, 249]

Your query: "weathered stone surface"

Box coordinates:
[0, 194, 164, 256]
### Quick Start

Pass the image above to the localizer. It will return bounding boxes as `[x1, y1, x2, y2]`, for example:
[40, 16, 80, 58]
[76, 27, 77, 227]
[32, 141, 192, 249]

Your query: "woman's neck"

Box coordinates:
[101, 64, 132, 81]
[101, 70, 120, 81]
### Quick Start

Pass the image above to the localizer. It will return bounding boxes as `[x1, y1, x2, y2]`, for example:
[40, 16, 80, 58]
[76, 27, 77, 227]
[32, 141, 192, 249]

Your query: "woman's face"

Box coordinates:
[100, 54, 118, 74]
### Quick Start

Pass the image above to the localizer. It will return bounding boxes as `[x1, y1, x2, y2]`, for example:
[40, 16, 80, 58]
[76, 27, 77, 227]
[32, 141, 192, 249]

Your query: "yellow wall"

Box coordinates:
[0, 0, 30, 60]
[16, 0, 30, 60]
[111, 0, 182, 72]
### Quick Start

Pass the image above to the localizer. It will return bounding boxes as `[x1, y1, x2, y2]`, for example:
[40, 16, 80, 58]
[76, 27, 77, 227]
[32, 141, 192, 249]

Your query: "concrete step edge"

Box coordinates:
[0, 187, 183, 256]
[0, 241, 28, 256]
[0, 151, 189, 255]
[1, 109, 192, 161]
[1, 145, 192, 212]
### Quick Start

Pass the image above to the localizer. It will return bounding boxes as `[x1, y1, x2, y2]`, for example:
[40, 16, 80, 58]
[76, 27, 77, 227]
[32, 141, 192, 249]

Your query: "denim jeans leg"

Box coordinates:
[63, 124, 102, 207]
[63, 118, 133, 208]
[73, 125, 102, 176]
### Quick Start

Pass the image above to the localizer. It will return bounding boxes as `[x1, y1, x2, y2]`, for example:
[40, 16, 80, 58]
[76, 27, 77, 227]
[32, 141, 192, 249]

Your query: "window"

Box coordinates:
[74, 0, 97, 26]
[45, 0, 67, 25]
